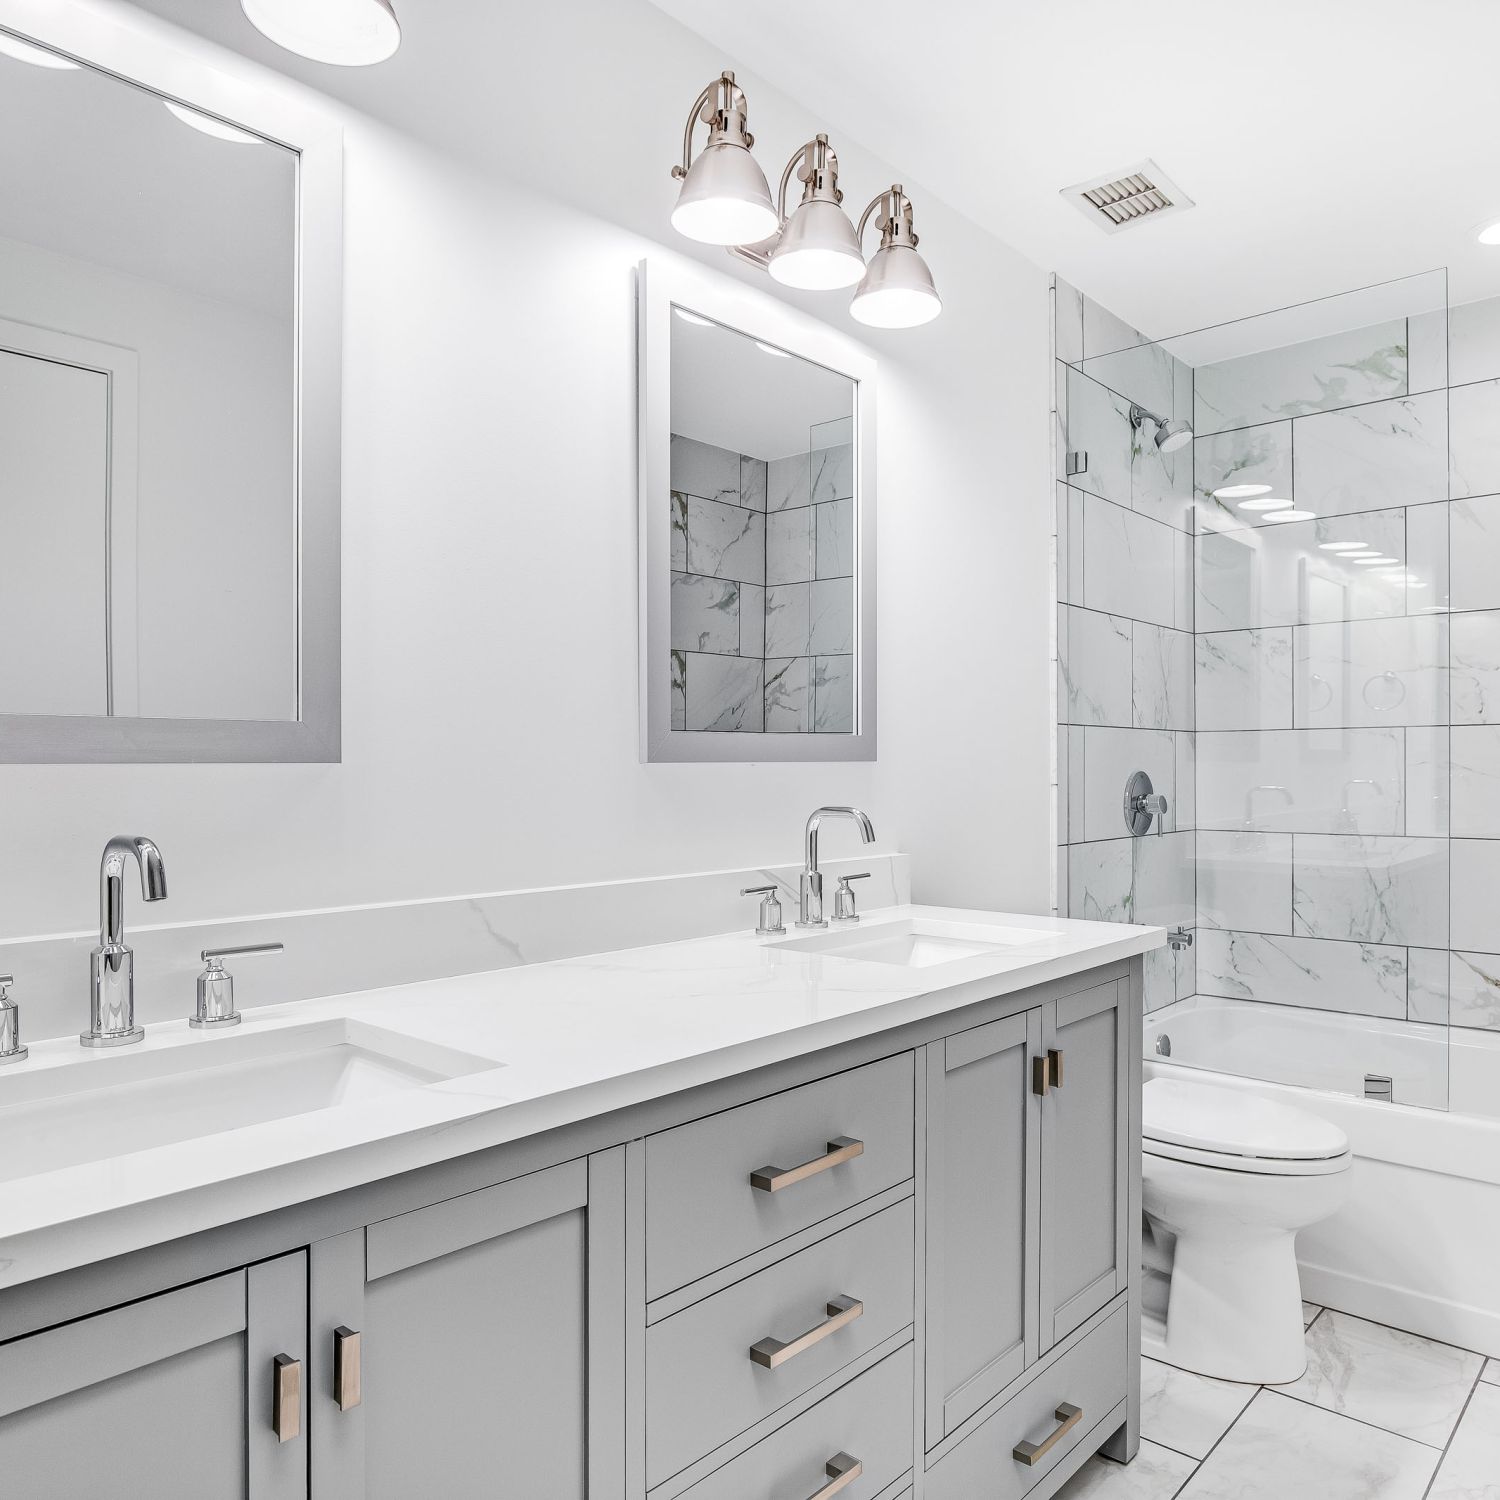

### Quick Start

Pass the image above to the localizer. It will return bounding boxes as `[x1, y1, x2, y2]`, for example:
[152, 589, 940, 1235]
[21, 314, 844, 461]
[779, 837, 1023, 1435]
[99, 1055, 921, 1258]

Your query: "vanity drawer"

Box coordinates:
[645, 1052, 914, 1298]
[676, 1346, 913, 1500]
[925, 1305, 1127, 1500]
[646, 1199, 915, 1489]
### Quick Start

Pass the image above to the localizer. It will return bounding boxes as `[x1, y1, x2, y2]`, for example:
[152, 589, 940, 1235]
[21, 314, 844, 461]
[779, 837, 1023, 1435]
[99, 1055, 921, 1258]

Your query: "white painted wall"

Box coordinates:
[0, 0, 1052, 943]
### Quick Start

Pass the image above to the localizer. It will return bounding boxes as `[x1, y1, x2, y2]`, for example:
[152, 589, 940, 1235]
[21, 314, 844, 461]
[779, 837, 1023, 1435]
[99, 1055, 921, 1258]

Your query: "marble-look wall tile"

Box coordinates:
[1061, 606, 1132, 726]
[1067, 728, 1085, 843]
[1083, 294, 1151, 362]
[1446, 950, 1500, 1030]
[764, 582, 809, 658]
[1196, 727, 1405, 834]
[1196, 628, 1294, 730]
[670, 572, 740, 654]
[1451, 610, 1500, 722]
[1406, 726, 1451, 837]
[810, 442, 853, 504]
[1292, 834, 1449, 947]
[684, 652, 764, 732]
[1142, 942, 1178, 1015]
[1450, 494, 1500, 610]
[1090, 338, 1176, 417]
[1059, 483, 1085, 603]
[1292, 391, 1447, 516]
[1194, 319, 1408, 436]
[1193, 421, 1293, 526]
[808, 577, 854, 655]
[670, 491, 688, 570]
[1175, 730, 1196, 827]
[763, 656, 810, 733]
[1450, 725, 1500, 837]
[1133, 623, 1195, 730]
[1448, 296, 1500, 387]
[1407, 946, 1448, 1023]
[687, 495, 765, 584]
[1449, 839, 1500, 950]
[1082, 494, 1184, 630]
[738, 455, 768, 512]
[766, 452, 810, 512]
[1293, 615, 1448, 729]
[670, 434, 740, 504]
[1407, 307, 1448, 393]
[739, 582, 765, 659]
[1131, 421, 1194, 533]
[1404, 500, 1449, 613]
[1195, 929, 1408, 1019]
[1449, 377, 1500, 498]
[1056, 725, 1070, 845]
[1068, 837, 1134, 923]
[813, 655, 854, 733]
[1053, 276, 1084, 366]
[1082, 725, 1176, 840]
[670, 650, 685, 729]
[766, 507, 814, 585]
[816, 498, 854, 579]
[1196, 829, 1293, 933]
[1196, 509, 1407, 632]
[1135, 831, 1195, 926]
[1066, 366, 1134, 508]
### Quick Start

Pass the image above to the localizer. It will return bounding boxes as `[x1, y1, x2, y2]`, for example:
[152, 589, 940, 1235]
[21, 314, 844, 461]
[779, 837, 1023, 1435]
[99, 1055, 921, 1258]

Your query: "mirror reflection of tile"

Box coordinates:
[669, 426, 854, 734]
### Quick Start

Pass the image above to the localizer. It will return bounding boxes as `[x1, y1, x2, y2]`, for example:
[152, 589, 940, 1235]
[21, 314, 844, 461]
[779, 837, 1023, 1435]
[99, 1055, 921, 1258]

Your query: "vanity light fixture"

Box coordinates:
[670, 72, 779, 246]
[1129, 404, 1193, 454]
[850, 185, 943, 328]
[767, 136, 866, 290]
[1212, 483, 1271, 499]
[240, 0, 401, 66]
[163, 100, 262, 145]
[0, 32, 79, 68]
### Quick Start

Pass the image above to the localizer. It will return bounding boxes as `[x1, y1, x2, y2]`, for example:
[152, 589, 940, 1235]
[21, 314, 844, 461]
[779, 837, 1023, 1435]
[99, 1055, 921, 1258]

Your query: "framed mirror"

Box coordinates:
[0, 2, 341, 761]
[637, 258, 876, 762]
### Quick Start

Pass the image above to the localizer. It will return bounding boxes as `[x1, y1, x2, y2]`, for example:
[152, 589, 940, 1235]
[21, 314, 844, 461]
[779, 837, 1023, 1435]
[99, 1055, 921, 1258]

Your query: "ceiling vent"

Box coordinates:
[1061, 160, 1193, 234]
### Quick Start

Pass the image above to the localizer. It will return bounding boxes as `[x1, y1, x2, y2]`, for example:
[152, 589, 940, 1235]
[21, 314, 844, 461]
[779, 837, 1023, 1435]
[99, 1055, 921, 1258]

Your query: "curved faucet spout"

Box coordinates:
[86, 835, 166, 1048]
[99, 835, 168, 948]
[799, 806, 877, 928]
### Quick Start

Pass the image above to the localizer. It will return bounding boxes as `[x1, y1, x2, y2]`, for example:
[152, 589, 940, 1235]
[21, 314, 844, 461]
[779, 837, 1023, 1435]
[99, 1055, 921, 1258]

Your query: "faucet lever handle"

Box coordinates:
[832, 872, 871, 924]
[741, 886, 785, 937]
[0, 974, 25, 1065]
[193, 942, 284, 1030]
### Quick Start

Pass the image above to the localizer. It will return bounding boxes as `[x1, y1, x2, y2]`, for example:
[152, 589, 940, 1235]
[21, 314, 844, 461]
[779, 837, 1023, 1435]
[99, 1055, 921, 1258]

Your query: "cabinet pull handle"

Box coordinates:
[334, 1326, 362, 1411]
[1032, 1055, 1050, 1097]
[272, 1353, 302, 1442]
[1048, 1048, 1064, 1088]
[805, 1452, 863, 1500]
[1013, 1402, 1083, 1466]
[750, 1136, 863, 1193]
[750, 1294, 863, 1369]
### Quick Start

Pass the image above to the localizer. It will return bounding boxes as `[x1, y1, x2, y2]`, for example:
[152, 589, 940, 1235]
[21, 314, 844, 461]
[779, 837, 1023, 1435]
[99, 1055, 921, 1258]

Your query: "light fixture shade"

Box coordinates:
[769, 198, 865, 290]
[240, 0, 400, 65]
[671, 139, 778, 246]
[1156, 420, 1193, 454]
[850, 243, 942, 328]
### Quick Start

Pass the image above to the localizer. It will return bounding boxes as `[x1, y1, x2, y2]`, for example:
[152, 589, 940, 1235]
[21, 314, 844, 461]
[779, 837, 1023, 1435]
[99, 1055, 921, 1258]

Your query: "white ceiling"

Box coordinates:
[646, 0, 1500, 339]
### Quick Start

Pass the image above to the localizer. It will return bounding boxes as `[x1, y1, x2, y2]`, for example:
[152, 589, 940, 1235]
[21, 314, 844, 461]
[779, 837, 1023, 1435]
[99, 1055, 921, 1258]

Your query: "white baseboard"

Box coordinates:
[1299, 1258, 1500, 1361]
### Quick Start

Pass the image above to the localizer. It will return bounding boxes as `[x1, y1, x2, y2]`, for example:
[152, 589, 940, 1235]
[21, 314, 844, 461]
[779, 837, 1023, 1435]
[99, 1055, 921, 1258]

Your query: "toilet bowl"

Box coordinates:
[1142, 1077, 1351, 1385]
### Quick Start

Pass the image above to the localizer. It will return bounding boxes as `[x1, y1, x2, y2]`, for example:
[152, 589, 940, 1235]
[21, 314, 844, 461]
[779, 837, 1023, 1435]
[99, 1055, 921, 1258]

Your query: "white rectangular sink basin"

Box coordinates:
[769, 916, 1059, 968]
[0, 1019, 497, 1183]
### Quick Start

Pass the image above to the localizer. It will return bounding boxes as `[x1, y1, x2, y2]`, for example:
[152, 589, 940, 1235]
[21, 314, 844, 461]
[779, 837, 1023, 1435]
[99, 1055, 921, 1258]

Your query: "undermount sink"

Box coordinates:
[0, 1018, 497, 1183]
[768, 916, 1059, 968]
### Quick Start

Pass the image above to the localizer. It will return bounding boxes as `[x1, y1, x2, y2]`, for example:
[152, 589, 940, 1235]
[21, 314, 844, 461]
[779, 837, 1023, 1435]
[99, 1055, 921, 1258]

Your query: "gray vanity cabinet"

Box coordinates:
[308, 1152, 622, 1500]
[0, 1251, 308, 1499]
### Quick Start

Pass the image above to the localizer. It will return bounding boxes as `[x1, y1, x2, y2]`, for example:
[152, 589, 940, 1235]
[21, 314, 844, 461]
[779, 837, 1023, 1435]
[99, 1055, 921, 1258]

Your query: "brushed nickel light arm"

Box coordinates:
[728, 134, 843, 271]
[671, 71, 755, 181]
[856, 184, 918, 251]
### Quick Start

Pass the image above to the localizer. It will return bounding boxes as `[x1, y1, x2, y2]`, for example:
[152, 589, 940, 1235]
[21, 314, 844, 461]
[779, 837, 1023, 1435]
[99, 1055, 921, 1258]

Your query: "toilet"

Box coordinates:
[1141, 1077, 1352, 1385]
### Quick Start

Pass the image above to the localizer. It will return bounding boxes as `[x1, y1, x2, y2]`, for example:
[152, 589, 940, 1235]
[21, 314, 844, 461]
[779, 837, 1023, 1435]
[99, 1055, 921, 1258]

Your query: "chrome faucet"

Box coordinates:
[83, 835, 167, 1048]
[798, 806, 876, 929]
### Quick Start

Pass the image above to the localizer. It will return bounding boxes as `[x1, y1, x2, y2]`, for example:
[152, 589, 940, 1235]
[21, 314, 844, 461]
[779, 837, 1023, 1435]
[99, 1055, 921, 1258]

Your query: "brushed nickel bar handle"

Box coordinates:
[1032, 1055, 1050, 1097]
[1048, 1048, 1064, 1088]
[1013, 1402, 1083, 1466]
[334, 1326, 362, 1411]
[750, 1295, 863, 1369]
[272, 1353, 302, 1442]
[750, 1136, 863, 1193]
[806, 1452, 863, 1500]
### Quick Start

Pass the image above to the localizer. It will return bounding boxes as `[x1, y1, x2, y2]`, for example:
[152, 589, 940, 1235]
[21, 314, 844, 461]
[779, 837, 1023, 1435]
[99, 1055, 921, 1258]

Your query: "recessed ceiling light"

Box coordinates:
[1237, 497, 1292, 512]
[1262, 509, 1317, 523]
[755, 340, 790, 358]
[1319, 540, 1367, 551]
[163, 101, 262, 144]
[240, 0, 400, 65]
[1213, 483, 1272, 500]
[673, 308, 714, 327]
[0, 32, 79, 68]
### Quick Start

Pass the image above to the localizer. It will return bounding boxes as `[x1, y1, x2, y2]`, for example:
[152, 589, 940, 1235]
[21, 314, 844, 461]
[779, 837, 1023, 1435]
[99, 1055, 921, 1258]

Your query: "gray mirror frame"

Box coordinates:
[0, 2, 341, 763]
[637, 257, 877, 762]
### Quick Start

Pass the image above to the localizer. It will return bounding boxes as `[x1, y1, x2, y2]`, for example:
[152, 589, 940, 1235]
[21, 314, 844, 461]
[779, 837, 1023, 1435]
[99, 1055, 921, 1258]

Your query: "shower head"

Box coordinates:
[1130, 403, 1193, 454]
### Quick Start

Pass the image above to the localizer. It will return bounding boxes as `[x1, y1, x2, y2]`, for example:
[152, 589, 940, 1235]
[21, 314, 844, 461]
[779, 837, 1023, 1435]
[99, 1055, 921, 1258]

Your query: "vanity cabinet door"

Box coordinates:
[923, 1009, 1043, 1447]
[0, 1254, 308, 1499]
[309, 1152, 624, 1500]
[1038, 980, 1131, 1351]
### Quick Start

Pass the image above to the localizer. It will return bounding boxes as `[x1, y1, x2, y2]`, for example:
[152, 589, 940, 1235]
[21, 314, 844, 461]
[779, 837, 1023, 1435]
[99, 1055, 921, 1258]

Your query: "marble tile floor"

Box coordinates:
[1060, 1306, 1499, 1499]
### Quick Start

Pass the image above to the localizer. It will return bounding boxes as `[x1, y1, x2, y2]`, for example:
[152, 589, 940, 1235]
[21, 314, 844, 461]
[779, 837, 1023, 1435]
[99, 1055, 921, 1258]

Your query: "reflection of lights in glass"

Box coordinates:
[163, 101, 263, 144]
[1353, 555, 1398, 565]
[1237, 497, 1292, 511]
[1319, 540, 1367, 551]
[1341, 550, 1383, 560]
[673, 308, 714, 327]
[1478, 219, 1500, 246]
[0, 33, 80, 68]
[754, 341, 790, 358]
[1262, 509, 1316, 523]
[1213, 483, 1272, 499]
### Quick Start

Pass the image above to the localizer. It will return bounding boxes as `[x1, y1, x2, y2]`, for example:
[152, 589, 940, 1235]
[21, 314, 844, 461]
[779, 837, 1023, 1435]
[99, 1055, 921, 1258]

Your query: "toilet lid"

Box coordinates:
[1143, 1078, 1349, 1162]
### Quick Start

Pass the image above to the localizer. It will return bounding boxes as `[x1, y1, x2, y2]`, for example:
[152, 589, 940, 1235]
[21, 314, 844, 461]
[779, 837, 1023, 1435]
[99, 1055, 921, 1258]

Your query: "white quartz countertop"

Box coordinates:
[0, 906, 1162, 1288]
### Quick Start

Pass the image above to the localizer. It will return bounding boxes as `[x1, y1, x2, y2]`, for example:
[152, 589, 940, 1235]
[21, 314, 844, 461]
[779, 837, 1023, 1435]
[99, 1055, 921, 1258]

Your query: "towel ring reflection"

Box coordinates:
[1362, 671, 1406, 712]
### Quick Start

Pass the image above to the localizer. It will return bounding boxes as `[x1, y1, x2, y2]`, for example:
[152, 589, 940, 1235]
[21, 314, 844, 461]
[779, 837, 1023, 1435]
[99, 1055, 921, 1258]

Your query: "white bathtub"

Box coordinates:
[1144, 996, 1500, 1359]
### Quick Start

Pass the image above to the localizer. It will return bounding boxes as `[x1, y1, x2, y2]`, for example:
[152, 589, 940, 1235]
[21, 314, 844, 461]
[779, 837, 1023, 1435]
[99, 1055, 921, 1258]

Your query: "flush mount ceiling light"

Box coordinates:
[163, 100, 262, 145]
[668, 75, 940, 328]
[670, 72, 778, 246]
[0, 32, 79, 68]
[1237, 497, 1292, 512]
[1129, 404, 1194, 454]
[1213, 483, 1271, 499]
[240, 0, 400, 66]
